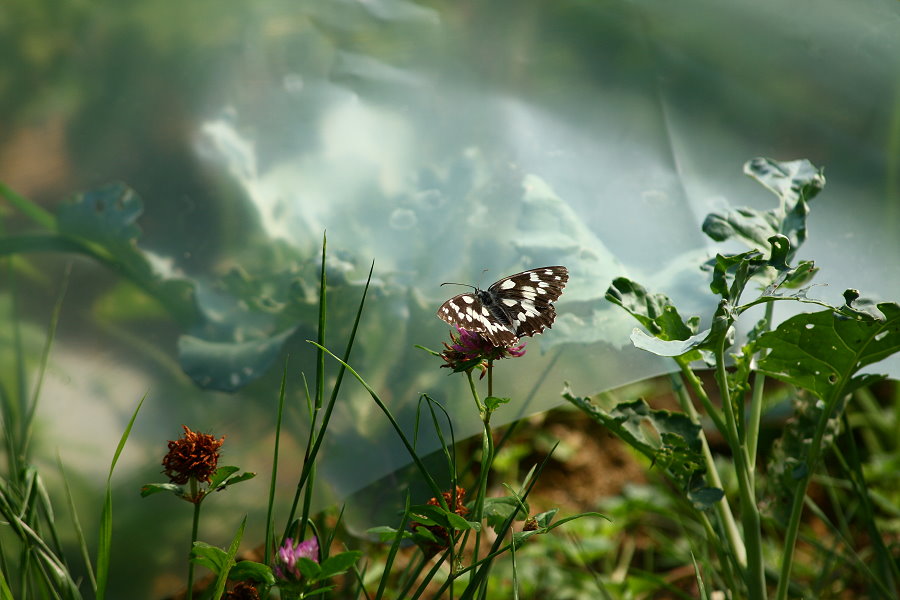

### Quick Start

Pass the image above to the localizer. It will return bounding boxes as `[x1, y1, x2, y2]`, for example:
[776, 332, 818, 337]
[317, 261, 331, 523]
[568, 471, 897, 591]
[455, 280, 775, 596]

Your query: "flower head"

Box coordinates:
[439, 328, 526, 377]
[411, 486, 469, 558]
[274, 536, 319, 584]
[161, 425, 224, 485]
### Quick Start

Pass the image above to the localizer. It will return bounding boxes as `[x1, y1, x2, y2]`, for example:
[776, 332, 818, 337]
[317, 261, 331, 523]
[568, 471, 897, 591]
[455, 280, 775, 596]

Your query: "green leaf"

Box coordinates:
[703, 207, 780, 249]
[606, 278, 698, 341]
[745, 157, 825, 209]
[191, 517, 247, 600]
[409, 504, 478, 532]
[190, 542, 230, 575]
[630, 300, 735, 359]
[218, 471, 256, 488]
[756, 302, 900, 401]
[630, 326, 711, 358]
[57, 182, 144, 258]
[228, 560, 275, 585]
[366, 525, 414, 543]
[484, 396, 511, 411]
[703, 157, 824, 258]
[687, 486, 726, 510]
[563, 389, 707, 491]
[208, 467, 256, 490]
[482, 496, 527, 531]
[139, 483, 183, 498]
[297, 556, 322, 580]
[706, 250, 765, 301]
[533, 508, 559, 528]
[318, 551, 362, 579]
[208, 466, 240, 488]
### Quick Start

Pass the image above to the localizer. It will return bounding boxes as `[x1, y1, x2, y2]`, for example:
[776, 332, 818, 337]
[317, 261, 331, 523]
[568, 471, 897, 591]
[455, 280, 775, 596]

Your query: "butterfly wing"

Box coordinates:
[437, 266, 569, 348]
[487, 266, 569, 339]
[437, 292, 519, 347]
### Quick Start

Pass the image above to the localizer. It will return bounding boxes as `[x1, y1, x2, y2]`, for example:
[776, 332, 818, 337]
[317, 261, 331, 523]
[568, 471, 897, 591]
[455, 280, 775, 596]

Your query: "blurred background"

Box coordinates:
[2, 0, 899, 595]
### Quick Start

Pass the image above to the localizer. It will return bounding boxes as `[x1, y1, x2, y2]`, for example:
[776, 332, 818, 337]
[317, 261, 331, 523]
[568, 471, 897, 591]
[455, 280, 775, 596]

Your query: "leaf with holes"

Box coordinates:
[756, 301, 900, 400]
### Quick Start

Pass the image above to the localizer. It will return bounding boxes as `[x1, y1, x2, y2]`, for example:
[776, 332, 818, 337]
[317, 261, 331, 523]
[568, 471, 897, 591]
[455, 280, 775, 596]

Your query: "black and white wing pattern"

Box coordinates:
[437, 266, 569, 347]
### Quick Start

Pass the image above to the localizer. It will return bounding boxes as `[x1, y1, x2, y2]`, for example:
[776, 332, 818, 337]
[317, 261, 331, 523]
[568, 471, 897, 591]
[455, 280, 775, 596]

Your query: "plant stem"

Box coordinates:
[669, 373, 746, 568]
[775, 379, 863, 600]
[714, 336, 766, 599]
[466, 370, 484, 415]
[187, 485, 201, 600]
[470, 379, 494, 567]
[747, 301, 774, 469]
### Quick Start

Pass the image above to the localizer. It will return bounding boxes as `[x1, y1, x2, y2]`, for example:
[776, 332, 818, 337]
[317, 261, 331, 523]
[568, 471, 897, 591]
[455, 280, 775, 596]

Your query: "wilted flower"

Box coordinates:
[275, 536, 320, 584]
[440, 328, 526, 377]
[411, 486, 469, 558]
[162, 425, 224, 485]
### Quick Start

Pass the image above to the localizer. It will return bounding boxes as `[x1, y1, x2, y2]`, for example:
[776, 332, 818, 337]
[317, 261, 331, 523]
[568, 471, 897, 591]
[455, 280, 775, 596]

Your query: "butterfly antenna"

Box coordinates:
[440, 282, 477, 290]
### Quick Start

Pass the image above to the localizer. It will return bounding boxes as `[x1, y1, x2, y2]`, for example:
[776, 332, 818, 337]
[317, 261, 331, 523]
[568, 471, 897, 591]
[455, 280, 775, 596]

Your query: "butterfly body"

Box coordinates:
[437, 266, 568, 347]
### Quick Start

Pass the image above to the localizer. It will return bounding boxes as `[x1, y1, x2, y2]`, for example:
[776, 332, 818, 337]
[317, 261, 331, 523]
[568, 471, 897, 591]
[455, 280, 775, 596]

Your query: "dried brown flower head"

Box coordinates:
[162, 425, 224, 485]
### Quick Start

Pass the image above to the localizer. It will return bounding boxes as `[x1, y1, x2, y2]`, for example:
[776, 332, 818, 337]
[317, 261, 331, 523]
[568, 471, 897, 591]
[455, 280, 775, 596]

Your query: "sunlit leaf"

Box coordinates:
[756, 301, 900, 400]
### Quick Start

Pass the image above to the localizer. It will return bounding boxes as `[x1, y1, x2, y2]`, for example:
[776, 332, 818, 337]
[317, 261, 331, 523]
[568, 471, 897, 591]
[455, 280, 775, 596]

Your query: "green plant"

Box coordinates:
[566, 157, 900, 599]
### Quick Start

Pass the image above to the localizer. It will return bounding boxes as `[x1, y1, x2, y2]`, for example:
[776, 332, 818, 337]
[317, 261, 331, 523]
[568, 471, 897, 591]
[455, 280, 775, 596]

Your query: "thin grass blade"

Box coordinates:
[96, 392, 146, 600]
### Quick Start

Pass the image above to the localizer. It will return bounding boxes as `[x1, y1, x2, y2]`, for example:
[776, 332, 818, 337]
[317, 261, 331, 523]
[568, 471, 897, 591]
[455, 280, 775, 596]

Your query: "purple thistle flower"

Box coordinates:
[440, 327, 526, 377]
[274, 536, 319, 583]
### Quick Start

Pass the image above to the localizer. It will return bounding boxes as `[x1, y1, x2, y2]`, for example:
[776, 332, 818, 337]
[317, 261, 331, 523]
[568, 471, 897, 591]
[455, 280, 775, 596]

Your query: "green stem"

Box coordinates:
[747, 301, 775, 469]
[774, 357, 869, 599]
[0, 181, 56, 229]
[678, 362, 729, 437]
[471, 412, 494, 575]
[466, 370, 484, 415]
[187, 484, 201, 600]
[714, 336, 765, 599]
[669, 373, 746, 568]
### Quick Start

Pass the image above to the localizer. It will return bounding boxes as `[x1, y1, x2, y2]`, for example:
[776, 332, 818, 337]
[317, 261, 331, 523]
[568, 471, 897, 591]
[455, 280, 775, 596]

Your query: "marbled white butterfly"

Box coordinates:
[437, 266, 568, 348]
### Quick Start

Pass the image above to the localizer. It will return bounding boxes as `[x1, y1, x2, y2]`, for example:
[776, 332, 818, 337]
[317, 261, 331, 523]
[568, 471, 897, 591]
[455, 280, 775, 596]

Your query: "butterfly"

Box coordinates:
[437, 266, 569, 348]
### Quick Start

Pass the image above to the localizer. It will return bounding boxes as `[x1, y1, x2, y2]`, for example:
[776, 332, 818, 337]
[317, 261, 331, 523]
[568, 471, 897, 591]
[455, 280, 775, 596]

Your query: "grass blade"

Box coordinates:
[265, 358, 289, 566]
[57, 456, 97, 594]
[96, 392, 146, 600]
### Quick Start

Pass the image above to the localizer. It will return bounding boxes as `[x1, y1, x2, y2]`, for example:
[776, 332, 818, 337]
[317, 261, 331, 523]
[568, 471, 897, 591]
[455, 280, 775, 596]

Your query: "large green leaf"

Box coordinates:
[756, 301, 900, 400]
